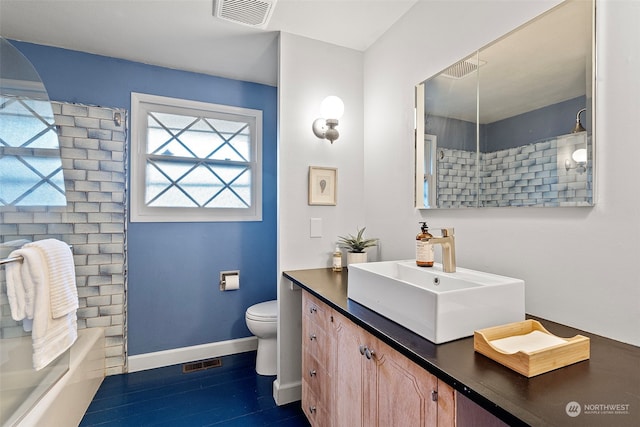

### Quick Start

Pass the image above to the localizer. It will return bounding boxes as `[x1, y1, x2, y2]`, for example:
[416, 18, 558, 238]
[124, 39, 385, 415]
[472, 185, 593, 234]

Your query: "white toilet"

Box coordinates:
[245, 300, 278, 375]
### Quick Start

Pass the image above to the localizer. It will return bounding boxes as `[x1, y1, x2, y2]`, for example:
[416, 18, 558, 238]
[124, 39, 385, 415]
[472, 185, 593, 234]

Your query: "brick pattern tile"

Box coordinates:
[437, 136, 592, 208]
[1, 101, 127, 374]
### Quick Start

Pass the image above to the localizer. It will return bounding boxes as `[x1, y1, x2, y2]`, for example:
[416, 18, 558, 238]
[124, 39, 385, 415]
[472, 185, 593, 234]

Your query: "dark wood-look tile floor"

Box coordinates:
[80, 351, 309, 426]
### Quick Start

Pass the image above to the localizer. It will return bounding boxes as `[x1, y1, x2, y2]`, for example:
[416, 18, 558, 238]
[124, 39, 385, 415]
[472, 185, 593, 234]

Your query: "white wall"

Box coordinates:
[364, 0, 640, 346]
[275, 32, 365, 403]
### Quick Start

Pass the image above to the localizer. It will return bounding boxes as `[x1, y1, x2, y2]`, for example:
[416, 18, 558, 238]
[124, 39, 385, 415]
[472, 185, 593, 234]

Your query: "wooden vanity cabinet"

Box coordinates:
[302, 290, 456, 426]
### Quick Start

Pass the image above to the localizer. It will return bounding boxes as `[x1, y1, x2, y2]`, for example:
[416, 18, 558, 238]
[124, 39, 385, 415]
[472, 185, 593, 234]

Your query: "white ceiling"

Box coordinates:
[1, 0, 591, 123]
[0, 0, 418, 86]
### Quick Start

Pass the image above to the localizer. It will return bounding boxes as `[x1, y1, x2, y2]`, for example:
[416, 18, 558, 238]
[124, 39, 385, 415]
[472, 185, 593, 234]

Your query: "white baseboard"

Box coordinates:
[272, 378, 301, 406]
[127, 336, 258, 373]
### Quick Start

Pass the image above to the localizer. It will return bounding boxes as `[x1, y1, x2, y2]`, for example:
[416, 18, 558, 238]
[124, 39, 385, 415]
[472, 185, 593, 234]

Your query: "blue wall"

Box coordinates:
[13, 41, 278, 355]
[426, 96, 587, 153]
[484, 96, 587, 152]
[425, 115, 477, 151]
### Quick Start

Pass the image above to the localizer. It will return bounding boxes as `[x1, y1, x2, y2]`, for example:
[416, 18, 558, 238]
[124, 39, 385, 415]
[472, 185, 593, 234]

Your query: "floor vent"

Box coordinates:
[182, 358, 223, 373]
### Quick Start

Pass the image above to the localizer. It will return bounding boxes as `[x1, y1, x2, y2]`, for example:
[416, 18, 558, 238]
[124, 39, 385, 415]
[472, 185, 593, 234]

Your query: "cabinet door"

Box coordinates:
[366, 336, 439, 427]
[303, 291, 457, 427]
[333, 310, 366, 426]
[437, 379, 456, 427]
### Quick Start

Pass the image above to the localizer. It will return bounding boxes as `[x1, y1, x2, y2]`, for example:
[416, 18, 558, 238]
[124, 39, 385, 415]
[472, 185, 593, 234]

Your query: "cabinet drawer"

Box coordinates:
[303, 292, 333, 330]
[302, 352, 332, 404]
[302, 381, 332, 427]
[303, 316, 334, 371]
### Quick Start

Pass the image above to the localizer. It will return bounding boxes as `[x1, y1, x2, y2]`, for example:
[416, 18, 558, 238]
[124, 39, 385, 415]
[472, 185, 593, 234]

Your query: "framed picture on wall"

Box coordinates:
[308, 166, 337, 206]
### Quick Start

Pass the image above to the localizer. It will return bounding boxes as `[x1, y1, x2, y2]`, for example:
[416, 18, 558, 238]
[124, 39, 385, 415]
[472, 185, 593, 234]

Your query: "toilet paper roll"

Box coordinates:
[224, 274, 240, 291]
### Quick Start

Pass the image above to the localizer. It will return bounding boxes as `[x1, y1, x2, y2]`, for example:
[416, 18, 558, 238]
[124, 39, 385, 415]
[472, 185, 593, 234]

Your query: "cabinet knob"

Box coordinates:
[309, 369, 317, 377]
[309, 333, 317, 341]
[310, 306, 317, 314]
[431, 390, 438, 402]
[309, 405, 317, 414]
[359, 345, 366, 355]
[365, 347, 375, 360]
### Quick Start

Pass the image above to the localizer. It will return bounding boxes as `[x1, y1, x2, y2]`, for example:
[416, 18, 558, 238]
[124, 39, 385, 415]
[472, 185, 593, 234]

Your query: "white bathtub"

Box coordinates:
[1, 328, 105, 427]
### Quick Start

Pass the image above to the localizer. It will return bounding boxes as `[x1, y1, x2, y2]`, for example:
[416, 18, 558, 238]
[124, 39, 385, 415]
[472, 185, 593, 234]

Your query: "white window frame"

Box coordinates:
[130, 92, 262, 222]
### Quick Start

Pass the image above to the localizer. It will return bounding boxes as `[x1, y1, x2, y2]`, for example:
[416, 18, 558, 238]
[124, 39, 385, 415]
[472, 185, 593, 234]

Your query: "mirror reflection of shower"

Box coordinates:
[572, 108, 587, 134]
[565, 108, 588, 173]
[565, 148, 587, 173]
[414, 0, 594, 208]
[422, 134, 437, 208]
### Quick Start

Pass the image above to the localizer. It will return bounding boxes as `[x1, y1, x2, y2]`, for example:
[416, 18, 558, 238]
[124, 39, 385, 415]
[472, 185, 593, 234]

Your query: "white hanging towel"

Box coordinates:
[6, 248, 38, 325]
[6, 254, 28, 321]
[6, 239, 78, 370]
[26, 239, 78, 318]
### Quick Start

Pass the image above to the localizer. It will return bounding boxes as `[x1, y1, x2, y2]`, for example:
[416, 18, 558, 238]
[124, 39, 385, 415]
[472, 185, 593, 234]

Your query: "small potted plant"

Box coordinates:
[338, 226, 377, 267]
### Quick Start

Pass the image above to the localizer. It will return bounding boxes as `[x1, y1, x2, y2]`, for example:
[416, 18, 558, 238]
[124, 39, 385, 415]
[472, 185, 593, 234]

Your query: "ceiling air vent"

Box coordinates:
[441, 57, 487, 79]
[213, 0, 278, 28]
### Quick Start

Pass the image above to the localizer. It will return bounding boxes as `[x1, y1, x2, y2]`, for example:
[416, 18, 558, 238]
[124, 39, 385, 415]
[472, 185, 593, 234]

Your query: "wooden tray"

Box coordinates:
[474, 319, 590, 377]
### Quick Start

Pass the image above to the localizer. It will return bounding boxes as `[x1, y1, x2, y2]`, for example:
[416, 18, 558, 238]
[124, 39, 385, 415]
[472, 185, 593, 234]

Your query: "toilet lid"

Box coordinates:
[246, 300, 277, 321]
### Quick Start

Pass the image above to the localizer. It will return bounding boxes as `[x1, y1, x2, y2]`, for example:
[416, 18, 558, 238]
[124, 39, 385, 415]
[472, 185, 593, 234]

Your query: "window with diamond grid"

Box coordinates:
[130, 93, 262, 222]
[0, 95, 67, 207]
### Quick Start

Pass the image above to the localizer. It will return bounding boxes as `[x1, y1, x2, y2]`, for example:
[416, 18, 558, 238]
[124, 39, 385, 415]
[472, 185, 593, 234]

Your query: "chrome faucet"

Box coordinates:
[428, 228, 456, 273]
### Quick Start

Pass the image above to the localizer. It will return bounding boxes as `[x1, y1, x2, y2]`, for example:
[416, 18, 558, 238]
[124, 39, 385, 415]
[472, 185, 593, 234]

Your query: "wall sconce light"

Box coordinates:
[565, 148, 587, 173]
[312, 96, 344, 144]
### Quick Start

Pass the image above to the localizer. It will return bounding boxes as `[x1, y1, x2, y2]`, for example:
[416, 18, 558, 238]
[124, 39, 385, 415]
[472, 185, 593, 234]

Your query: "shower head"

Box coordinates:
[572, 108, 587, 133]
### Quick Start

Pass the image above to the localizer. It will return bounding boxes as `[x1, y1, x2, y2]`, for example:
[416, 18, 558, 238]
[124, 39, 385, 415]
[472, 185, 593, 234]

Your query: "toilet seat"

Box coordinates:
[246, 300, 277, 322]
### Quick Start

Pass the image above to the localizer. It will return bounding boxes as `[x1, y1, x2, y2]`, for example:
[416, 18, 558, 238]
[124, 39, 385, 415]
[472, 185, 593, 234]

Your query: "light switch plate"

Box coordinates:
[310, 218, 322, 238]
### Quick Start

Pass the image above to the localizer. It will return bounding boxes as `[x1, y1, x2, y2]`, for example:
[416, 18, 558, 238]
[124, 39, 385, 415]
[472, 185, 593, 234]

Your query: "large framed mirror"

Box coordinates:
[415, 0, 594, 209]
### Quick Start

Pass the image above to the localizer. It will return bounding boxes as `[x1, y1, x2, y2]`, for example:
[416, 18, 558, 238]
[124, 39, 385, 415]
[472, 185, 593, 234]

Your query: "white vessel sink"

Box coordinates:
[347, 260, 525, 344]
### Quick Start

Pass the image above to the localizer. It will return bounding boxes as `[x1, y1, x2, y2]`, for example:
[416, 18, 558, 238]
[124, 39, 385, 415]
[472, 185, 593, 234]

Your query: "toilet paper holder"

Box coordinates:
[220, 270, 240, 291]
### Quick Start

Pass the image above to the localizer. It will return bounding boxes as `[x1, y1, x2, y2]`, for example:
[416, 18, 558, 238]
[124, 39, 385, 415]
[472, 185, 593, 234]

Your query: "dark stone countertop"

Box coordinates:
[283, 268, 640, 427]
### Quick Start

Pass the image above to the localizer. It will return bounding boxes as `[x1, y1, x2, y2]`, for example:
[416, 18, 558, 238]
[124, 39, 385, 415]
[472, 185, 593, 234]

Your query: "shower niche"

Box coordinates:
[415, 0, 594, 208]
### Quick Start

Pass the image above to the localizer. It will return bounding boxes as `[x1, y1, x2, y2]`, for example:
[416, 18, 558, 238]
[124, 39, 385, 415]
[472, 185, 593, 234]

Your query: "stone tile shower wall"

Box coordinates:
[481, 139, 559, 207]
[437, 148, 479, 208]
[437, 136, 592, 207]
[0, 102, 127, 375]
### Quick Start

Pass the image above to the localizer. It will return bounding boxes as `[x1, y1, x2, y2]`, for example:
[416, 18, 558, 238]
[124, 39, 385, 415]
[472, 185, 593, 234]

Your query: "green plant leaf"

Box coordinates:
[337, 226, 377, 253]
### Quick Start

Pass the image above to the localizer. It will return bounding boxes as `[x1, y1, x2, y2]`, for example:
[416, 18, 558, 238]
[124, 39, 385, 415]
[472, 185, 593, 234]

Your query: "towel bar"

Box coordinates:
[0, 254, 25, 266]
[0, 245, 73, 266]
